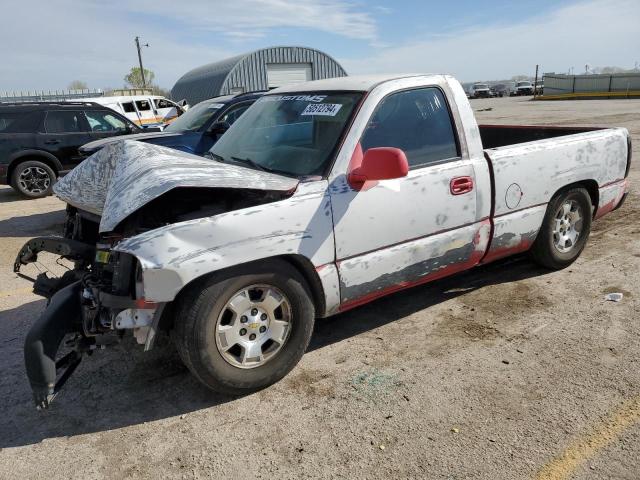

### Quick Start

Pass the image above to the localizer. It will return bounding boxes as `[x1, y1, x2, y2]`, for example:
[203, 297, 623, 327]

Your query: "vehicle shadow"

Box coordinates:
[0, 255, 549, 448]
[0, 209, 65, 237]
[309, 255, 550, 351]
[0, 186, 28, 203]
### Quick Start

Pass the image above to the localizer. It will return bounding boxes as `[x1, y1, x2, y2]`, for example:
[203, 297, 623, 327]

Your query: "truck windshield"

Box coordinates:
[209, 92, 362, 177]
[475, 84, 489, 89]
[165, 100, 224, 132]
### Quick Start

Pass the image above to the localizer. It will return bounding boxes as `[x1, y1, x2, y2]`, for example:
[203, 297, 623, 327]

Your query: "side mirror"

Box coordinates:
[209, 121, 231, 137]
[348, 147, 409, 190]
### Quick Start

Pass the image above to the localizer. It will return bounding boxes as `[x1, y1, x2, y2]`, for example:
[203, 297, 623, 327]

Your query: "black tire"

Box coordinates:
[530, 187, 592, 270]
[173, 259, 315, 396]
[10, 160, 56, 198]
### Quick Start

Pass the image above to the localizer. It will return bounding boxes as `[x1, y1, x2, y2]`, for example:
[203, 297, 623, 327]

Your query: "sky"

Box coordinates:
[0, 0, 638, 93]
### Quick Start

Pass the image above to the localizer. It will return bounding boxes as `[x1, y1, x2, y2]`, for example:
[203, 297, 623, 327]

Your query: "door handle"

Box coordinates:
[450, 176, 474, 195]
[44, 140, 60, 145]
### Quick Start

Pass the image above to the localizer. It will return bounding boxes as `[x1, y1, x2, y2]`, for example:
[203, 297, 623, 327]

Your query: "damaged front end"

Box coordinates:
[15, 142, 299, 408]
[15, 215, 163, 408]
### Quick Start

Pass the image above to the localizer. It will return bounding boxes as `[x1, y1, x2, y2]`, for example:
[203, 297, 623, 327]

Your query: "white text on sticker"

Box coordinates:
[301, 103, 343, 116]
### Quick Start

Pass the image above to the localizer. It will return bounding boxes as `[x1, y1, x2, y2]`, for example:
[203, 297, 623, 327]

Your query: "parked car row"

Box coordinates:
[0, 101, 140, 197]
[13, 74, 630, 408]
[466, 80, 543, 98]
[0, 92, 265, 197]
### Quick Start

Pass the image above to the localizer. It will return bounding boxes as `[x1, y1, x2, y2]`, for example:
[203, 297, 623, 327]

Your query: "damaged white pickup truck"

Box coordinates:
[15, 74, 631, 408]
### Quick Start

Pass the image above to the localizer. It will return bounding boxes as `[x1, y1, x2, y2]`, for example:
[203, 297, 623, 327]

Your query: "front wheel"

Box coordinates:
[11, 160, 56, 198]
[173, 260, 315, 395]
[529, 187, 592, 270]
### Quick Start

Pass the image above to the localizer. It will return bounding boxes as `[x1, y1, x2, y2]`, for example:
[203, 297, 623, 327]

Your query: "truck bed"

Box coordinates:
[479, 125, 630, 263]
[479, 124, 603, 149]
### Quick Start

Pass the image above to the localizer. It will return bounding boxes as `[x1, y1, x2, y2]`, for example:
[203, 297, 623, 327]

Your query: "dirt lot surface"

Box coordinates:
[1, 96, 639, 479]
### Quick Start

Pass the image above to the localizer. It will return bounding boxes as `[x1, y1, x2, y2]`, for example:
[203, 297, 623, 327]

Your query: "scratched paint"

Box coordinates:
[486, 127, 629, 217]
[482, 205, 546, 263]
[50, 75, 631, 317]
[338, 221, 490, 305]
[595, 179, 627, 219]
[115, 181, 336, 303]
[315, 263, 342, 316]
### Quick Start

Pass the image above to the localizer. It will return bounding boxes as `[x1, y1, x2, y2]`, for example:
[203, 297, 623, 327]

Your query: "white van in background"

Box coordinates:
[77, 95, 187, 129]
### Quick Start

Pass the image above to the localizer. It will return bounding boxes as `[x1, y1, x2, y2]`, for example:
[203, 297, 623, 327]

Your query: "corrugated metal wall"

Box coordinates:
[171, 47, 347, 105]
[0, 88, 104, 103]
[544, 73, 640, 95]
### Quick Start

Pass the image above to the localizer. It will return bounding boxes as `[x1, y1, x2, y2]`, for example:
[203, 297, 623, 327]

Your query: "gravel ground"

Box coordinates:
[0, 96, 638, 479]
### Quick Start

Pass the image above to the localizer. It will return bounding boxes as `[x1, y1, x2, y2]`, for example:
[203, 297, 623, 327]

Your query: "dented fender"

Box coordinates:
[113, 181, 336, 307]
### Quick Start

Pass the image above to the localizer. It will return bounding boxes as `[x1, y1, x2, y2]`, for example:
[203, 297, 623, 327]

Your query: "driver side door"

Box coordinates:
[330, 86, 486, 309]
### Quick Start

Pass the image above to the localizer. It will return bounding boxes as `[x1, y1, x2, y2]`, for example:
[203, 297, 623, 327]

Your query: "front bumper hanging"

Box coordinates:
[24, 281, 87, 409]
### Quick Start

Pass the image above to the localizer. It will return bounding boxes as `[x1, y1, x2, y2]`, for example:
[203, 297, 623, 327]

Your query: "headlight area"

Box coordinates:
[82, 248, 164, 349]
[24, 247, 166, 409]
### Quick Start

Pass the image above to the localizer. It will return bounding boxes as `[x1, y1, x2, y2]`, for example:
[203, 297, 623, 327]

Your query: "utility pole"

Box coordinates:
[135, 36, 149, 88]
[533, 64, 539, 99]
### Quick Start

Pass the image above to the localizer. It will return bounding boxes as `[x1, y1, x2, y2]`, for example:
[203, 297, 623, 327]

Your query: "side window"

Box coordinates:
[361, 87, 459, 168]
[44, 111, 85, 134]
[121, 102, 136, 113]
[84, 110, 128, 132]
[135, 100, 151, 111]
[154, 98, 174, 109]
[218, 103, 251, 126]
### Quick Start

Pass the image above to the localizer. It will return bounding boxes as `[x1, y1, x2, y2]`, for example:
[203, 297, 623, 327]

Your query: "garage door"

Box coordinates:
[266, 63, 313, 89]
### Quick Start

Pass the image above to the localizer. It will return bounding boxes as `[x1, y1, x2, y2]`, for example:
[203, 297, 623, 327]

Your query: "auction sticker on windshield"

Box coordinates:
[301, 103, 343, 116]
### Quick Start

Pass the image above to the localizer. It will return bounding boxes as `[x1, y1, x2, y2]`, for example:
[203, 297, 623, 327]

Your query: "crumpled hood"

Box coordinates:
[54, 140, 299, 233]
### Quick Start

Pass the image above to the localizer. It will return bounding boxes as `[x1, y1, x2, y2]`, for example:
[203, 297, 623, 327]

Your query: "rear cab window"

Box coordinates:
[360, 87, 460, 169]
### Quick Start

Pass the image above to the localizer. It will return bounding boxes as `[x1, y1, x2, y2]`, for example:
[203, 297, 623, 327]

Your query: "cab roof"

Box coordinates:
[268, 74, 440, 94]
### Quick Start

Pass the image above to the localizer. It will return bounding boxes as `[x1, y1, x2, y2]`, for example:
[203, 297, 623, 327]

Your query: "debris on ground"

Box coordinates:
[604, 292, 624, 302]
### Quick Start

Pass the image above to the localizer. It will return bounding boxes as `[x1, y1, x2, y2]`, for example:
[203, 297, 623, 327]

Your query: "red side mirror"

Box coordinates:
[348, 147, 409, 190]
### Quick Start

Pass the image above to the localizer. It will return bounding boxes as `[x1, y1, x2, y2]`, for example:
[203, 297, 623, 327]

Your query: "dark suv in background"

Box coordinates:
[80, 91, 266, 156]
[0, 102, 140, 198]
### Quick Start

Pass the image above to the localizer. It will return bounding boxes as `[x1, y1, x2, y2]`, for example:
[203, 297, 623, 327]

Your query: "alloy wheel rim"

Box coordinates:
[215, 284, 292, 369]
[18, 166, 50, 194]
[552, 199, 583, 253]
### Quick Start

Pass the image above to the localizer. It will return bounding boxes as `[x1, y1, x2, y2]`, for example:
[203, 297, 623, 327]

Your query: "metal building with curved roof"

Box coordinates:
[171, 46, 347, 105]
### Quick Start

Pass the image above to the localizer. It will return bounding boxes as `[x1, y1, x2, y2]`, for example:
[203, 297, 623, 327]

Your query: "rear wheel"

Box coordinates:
[11, 160, 56, 198]
[530, 187, 592, 270]
[173, 260, 315, 395]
